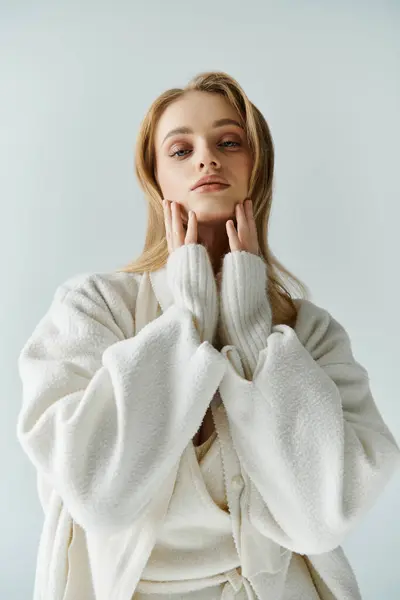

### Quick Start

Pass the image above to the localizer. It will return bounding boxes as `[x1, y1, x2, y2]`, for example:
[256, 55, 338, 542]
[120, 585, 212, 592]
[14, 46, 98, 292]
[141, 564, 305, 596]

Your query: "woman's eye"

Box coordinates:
[170, 148, 190, 158]
[221, 140, 240, 148]
[169, 140, 240, 158]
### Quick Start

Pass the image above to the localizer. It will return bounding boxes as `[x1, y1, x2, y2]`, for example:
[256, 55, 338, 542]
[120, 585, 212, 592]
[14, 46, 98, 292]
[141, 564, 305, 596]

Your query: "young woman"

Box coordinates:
[17, 71, 400, 600]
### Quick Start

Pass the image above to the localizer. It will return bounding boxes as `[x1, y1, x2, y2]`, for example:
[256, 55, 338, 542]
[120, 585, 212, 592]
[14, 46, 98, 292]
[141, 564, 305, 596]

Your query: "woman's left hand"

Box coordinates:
[226, 198, 259, 256]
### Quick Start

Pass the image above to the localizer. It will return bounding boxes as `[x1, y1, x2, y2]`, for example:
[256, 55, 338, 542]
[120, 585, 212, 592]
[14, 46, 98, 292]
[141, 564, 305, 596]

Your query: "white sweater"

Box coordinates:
[16, 244, 400, 600]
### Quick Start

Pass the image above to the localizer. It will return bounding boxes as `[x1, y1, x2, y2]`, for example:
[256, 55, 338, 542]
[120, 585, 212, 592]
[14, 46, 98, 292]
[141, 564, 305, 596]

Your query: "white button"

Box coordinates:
[231, 475, 244, 488]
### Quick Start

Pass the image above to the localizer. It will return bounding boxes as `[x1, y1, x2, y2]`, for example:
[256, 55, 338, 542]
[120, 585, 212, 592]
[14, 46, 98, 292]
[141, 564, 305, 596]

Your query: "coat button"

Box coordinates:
[231, 475, 244, 488]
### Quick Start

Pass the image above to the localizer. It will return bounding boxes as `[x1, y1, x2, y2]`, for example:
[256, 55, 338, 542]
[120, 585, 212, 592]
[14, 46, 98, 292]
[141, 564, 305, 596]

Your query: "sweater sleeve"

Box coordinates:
[16, 272, 227, 535]
[218, 253, 400, 555]
[217, 250, 272, 381]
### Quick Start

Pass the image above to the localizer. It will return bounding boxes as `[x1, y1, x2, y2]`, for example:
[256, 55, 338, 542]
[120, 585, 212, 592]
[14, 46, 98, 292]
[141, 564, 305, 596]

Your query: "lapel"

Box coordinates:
[133, 266, 171, 336]
[149, 265, 173, 313]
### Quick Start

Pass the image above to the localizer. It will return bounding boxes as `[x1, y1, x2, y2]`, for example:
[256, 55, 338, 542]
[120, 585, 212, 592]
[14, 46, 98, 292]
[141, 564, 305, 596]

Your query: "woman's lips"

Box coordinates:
[193, 183, 230, 192]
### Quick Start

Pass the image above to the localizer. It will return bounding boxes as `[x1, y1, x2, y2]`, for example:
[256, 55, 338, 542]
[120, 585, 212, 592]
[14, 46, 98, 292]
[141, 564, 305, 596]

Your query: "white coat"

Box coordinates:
[16, 244, 400, 599]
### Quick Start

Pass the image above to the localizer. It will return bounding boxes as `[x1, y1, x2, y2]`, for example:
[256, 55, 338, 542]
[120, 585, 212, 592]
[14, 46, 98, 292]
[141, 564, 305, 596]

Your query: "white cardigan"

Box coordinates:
[16, 244, 400, 599]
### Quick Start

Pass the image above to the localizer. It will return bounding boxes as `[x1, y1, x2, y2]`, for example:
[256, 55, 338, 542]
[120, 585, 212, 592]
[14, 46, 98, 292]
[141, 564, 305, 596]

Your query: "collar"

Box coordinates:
[149, 264, 173, 313]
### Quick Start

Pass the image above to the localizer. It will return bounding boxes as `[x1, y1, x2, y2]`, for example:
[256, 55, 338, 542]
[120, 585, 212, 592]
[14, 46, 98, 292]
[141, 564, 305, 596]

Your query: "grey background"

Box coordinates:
[2, 0, 399, 598]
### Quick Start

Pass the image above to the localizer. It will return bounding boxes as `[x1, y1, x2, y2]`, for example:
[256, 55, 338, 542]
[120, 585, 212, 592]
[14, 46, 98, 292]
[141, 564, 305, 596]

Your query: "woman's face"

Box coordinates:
[154, 90, 253, 226]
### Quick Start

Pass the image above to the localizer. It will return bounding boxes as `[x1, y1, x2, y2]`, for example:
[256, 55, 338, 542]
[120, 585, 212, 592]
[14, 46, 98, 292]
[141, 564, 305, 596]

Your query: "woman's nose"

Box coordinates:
[199, 153, 219, 168]
[200, 159, 218, 168]
[197, 144, 220, 168]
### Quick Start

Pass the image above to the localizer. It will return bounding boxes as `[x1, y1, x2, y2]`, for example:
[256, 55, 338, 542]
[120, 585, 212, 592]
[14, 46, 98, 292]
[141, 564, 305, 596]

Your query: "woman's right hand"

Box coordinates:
[163, 199, 197, 254]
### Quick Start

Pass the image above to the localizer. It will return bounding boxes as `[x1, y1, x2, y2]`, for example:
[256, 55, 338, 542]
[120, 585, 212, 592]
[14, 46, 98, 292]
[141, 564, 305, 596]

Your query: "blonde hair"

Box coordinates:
[117, 71, 310, 328]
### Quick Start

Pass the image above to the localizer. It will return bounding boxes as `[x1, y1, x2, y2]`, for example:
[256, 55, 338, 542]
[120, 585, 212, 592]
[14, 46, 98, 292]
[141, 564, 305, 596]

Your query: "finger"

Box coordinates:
[226, 220, 240, 251]
[244, 200, 259, 254]
[244, 199, 257, 235]
[243, 198, 252, 219]
[185, 210, 197, 244]
[236, 202, 247, 238]
[171, 202, 185, 249]
[163, 199, 172, 253]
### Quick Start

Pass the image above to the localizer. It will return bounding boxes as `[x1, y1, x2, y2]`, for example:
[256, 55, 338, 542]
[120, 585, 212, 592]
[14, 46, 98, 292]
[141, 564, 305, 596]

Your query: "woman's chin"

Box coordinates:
[189, 209, 236, 225]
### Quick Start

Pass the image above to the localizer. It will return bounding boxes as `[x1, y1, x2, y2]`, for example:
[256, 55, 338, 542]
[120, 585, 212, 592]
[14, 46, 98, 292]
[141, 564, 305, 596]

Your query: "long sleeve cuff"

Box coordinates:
[218, 250, 272, 379]
[167, 243, 218, 345]
[218, 321, 400, 554]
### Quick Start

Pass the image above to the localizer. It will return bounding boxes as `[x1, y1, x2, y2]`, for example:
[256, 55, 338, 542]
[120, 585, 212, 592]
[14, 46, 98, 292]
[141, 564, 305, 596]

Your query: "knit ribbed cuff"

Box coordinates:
[218, 250, 272, 379]
[166, 243, 218, 345]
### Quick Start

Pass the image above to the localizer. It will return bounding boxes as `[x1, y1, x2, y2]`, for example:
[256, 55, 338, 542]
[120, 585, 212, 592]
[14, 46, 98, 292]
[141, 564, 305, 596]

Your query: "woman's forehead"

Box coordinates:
[155, 95, 242, 146]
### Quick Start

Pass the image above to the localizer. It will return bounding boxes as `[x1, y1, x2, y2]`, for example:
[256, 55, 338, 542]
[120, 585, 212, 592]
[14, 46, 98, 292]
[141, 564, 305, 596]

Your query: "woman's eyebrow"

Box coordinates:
[162, 118, 244, 145]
